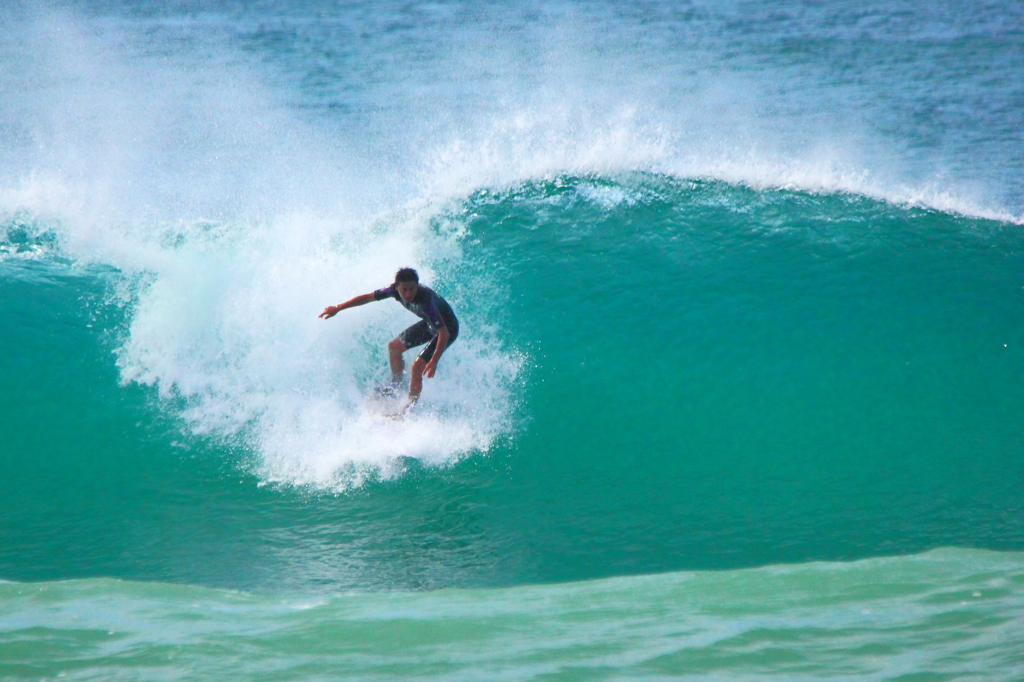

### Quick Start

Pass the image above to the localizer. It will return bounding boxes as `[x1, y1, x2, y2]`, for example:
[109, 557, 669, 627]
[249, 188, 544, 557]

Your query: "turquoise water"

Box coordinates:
[3, 0, 1024, 678]
[4, 549, 1024, 680]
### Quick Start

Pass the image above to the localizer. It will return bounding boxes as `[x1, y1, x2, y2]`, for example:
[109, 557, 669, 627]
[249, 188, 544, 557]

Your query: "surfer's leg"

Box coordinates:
[409, 356, 427, 402]
[387, 337, 407, 385]
[392, 321, 433, 388]
[407, 325, 457, 402]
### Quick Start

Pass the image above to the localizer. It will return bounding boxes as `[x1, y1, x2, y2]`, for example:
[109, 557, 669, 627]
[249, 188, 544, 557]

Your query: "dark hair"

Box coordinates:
[394, 267, 419, 283]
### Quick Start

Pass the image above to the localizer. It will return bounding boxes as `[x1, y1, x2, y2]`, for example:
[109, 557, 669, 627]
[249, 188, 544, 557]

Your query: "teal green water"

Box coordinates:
[4, 548, 1024, 680]
[455, 176, 1024, 579]
[3, 0, 1024, 676]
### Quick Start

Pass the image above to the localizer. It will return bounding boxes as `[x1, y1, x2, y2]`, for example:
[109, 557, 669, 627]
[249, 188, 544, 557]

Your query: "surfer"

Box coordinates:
[319, 268, 459, 405]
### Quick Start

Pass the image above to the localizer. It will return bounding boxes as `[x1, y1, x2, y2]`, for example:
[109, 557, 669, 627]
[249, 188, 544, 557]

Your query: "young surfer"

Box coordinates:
[319, 268, 459, 405]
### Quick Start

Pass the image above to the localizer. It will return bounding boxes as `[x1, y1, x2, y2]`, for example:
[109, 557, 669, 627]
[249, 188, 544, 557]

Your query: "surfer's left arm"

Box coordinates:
[424, 325, 449, 379]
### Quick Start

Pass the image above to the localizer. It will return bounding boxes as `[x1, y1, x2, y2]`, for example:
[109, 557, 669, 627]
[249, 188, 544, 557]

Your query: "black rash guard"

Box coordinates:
[373, 284, 458, 333]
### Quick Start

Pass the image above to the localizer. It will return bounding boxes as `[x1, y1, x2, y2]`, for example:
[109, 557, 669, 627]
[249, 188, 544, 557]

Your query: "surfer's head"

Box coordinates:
[394, 267, 419, 284]
[395, 267, 419, 303]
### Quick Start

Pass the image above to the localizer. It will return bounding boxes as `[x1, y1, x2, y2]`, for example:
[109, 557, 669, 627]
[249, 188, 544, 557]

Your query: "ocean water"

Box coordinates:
[2, 0, 1023, 679]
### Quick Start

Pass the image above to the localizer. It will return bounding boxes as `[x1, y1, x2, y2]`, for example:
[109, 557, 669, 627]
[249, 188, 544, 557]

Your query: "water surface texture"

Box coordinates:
[2, 0, 1023, 679]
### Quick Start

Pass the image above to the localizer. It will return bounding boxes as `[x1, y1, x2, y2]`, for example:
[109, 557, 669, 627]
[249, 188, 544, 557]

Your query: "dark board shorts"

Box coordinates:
[398, 321, 459, 362]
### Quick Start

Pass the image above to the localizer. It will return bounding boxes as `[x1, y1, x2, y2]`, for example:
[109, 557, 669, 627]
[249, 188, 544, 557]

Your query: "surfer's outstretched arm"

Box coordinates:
[319, 292, 376, 319]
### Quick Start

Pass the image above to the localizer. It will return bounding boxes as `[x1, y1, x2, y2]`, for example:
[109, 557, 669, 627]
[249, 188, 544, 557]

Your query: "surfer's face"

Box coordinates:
[396, 281, 418, 303]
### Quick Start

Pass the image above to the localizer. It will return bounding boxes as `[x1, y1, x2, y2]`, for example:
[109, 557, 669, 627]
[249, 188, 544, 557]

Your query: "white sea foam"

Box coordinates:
[111, 206, 521, 492]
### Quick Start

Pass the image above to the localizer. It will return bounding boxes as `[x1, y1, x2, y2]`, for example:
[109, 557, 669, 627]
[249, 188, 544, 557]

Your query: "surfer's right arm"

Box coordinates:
[319, 293, 376, 319]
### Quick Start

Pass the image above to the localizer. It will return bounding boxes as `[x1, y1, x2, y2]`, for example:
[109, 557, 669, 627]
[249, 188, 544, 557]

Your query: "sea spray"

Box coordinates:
[1, 8, 525, 489]
[103, 204, 522, 491]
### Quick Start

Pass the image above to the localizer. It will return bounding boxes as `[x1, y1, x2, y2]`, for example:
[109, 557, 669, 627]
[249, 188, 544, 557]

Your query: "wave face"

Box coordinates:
[2, 0, 1024, 678]
[4, 175, 1024, 593]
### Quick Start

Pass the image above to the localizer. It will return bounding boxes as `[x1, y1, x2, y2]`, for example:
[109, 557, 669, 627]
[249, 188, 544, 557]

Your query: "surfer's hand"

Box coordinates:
[424, 360, 439, 378]
[319, 306, 339, 319]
